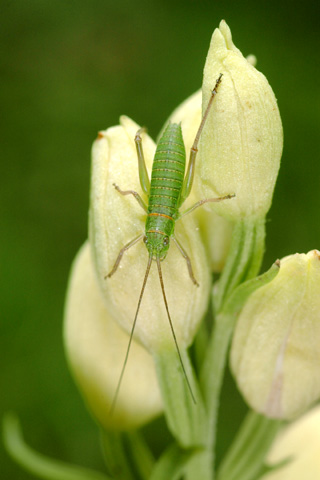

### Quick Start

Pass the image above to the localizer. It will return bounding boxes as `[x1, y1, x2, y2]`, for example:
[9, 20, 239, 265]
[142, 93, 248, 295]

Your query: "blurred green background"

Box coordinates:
[1, 0, 319, 478]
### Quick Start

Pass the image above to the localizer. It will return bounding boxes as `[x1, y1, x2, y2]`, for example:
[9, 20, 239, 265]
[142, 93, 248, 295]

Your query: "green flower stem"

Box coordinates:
[201, 218, 266, 477]
[217, 411, 282, 480]
[3, 413, 111, 480]
[193, 312, 210, 372]
[153, 348, 207, 449]
[200, 310, 236, 473]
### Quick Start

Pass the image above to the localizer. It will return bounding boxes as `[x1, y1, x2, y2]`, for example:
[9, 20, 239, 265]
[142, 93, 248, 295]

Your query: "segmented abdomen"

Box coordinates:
[145, 123, 186, 236]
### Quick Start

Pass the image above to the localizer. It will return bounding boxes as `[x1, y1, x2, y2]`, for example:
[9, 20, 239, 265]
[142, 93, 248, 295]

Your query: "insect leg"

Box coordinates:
[135, 128, 150, 195]
[156, 256, 196, 404]
[105, 233, 144, 278]
[177, 193, 235, 220]
[113, 183, 148, 212]
[179, 73, 223, 206]
[172, 235, 199, 286]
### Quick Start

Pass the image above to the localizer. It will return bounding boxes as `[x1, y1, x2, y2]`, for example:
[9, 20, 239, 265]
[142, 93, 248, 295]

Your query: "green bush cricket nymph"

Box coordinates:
[106, 74, 234, 412]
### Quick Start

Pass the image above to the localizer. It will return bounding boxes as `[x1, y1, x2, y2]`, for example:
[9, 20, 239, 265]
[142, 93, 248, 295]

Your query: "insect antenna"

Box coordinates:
[156, 256, 196, 404]
[109, 253, 153, 415]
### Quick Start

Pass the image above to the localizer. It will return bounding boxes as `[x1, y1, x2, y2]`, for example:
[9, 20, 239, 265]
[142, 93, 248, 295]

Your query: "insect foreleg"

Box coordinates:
[135, 128, 150, 195]
[172, 235, 199, 286]
[105, 233, 144, 279]
[177, 193, 235, 220]
[179, 73, 223, 206]
[113, 183, 148, 212]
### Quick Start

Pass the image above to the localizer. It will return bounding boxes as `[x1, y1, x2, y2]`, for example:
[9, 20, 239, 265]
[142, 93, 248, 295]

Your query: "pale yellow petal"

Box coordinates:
[231, 250, 320, 419]
[197, 20, 283, 220]
[64, 242, 163, 430]
[262, 405, 320, 480]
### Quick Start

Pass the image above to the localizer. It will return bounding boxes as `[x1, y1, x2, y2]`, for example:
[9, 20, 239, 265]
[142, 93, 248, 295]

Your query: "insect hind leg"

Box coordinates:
[179, 73, 223, 206]
[105, 233, 144, 278]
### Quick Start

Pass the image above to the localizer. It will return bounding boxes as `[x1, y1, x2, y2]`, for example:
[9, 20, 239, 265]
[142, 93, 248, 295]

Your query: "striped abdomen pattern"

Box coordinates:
[145, 123, 186, 237]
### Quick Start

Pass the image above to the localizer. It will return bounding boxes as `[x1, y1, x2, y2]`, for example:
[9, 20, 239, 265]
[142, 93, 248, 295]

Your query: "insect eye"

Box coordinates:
[143, 236, 148, 244]
[163, 236, 169, 246]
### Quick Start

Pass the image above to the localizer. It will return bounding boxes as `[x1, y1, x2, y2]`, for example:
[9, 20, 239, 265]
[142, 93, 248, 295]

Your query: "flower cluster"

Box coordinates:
[61, 19, 319, 479]
[5, 19, 319, 480]
[63, 20, 320, 479]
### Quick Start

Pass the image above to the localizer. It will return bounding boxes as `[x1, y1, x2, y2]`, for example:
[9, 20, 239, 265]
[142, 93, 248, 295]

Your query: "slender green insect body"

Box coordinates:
[145, 123, 185, 259]
[107, 74, 234, 412]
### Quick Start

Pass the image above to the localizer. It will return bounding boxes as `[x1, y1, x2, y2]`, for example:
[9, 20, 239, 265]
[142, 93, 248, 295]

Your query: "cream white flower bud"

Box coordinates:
[262, 405, 320, 480]
[196, 20, 283, 221]
[230, 250, 320, 420]
[165, 89, 202, 155]
[89, 116, 211, 353]
[199, 211, 233, 272]
[64, 242, 163, 430]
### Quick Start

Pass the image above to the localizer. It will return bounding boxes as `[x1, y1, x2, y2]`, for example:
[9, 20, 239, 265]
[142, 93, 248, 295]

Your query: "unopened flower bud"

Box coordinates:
[230, 250, 320, 420]
[64, 242, 163, 430]
[263, 405, 320, 480]
[89, 116, 211, 353]
[165, 89, 202, 155]
[196, 20, 283, 221]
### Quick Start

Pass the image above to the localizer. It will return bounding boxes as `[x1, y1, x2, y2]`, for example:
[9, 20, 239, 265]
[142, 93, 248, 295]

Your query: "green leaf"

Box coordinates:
[213, 218, 266, 312]
[254, 457, 292, 480]
[125, 430, 155, 480]
[216, 411, 283, 480]
[149, 443, 194, 480]
[222, 259, 280, 318]
[3, 413, 111, 480]
[101, 429, 154, 480]
[100, 430, 135, 480]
